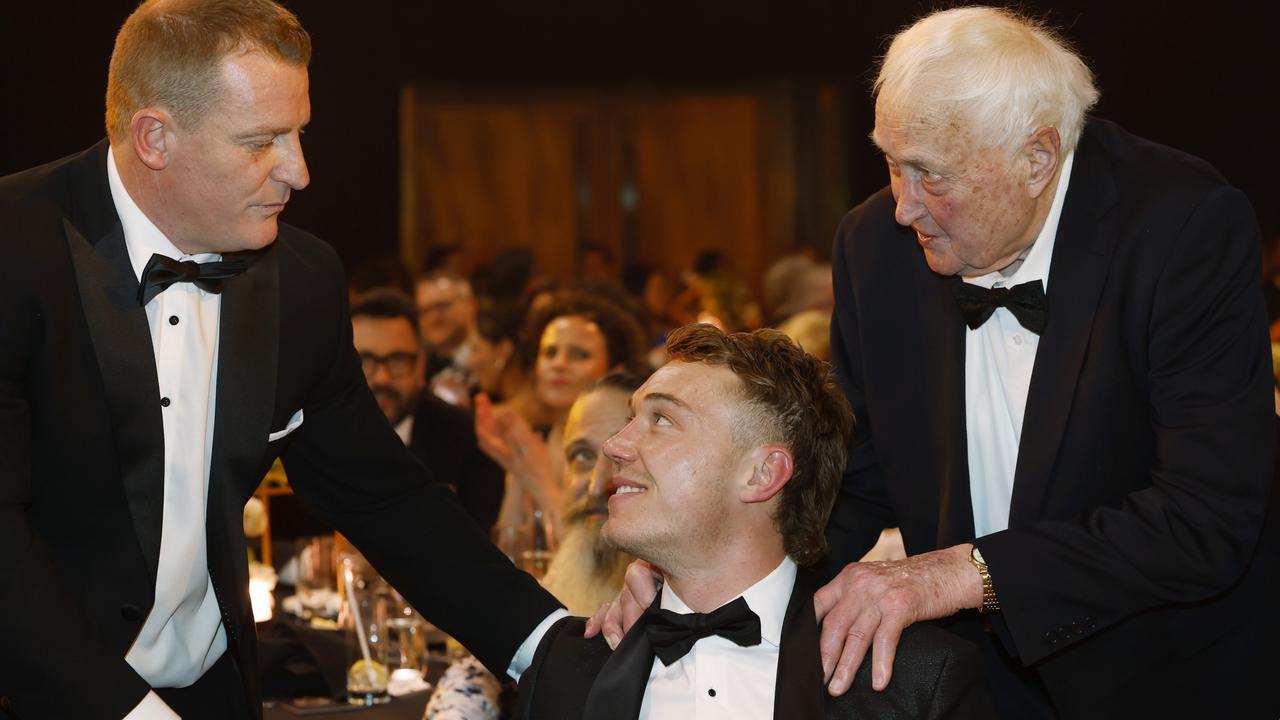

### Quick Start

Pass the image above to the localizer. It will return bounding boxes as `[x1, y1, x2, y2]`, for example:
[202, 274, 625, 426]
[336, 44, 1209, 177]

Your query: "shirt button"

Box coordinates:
[160, 397, 171, 407]
[169, 315, 180, 325]
[1012, 335, 1023, 345]
[707, 688, 716, 697]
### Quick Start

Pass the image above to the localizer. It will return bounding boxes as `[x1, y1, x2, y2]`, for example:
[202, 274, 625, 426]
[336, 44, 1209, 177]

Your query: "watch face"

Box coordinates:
[972, 547, 986, 565]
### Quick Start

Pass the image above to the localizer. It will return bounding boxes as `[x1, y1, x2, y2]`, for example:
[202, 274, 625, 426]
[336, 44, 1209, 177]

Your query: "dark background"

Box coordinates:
[3, 0, 1276, 269]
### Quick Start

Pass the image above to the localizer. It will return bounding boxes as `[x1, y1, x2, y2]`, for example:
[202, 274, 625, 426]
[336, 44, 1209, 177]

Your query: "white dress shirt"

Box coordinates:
[108, 149, 558, 718]
[108, 148, 227, 717]
[638, 557, 797, 720]
[964, 152, 1075, 537]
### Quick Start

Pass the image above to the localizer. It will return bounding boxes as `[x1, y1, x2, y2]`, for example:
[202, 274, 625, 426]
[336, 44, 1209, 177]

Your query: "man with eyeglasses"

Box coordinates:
[415, 270, 480, 403]
[352, 288, 504, 534]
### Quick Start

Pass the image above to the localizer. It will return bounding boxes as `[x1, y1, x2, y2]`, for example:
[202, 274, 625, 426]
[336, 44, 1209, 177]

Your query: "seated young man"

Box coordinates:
[515, 324, 993, 719]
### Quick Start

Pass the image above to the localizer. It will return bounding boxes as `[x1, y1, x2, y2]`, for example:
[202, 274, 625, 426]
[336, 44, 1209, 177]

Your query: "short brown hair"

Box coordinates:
[351, 287, 419, 340]
[520, 290, 649, 376]
[106, 0, 311, 144]
[665, 324, 854, 567]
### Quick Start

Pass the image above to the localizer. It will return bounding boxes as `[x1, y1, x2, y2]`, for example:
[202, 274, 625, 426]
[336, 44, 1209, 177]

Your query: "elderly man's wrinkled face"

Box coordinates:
[158, 51, 310, 254]
[352, 316, 424, 425]
[873, 106, 1043, 277]
[415, 278, 475, 354]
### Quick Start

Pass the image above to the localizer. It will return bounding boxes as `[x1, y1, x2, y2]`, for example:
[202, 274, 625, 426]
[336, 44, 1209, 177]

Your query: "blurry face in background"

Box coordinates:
[415, 277, 475, 355]
[642, 271, 671, 318]
[352, 316, 424, 425]
[465, 333, 515, 395]
[536, 316, 611, 413]
[561, 387, 634, 571]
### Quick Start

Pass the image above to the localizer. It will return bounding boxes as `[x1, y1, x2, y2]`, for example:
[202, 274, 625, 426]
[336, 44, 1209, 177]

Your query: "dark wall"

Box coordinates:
[3, 0, 1276, 270]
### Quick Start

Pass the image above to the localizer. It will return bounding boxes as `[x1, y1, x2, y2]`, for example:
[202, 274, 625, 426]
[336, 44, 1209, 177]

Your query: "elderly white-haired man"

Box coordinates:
[594, 7, 1277, 719]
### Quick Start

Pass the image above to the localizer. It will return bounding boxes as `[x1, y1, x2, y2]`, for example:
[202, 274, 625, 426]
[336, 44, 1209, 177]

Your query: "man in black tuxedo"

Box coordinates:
[804, 7, 1279, 720]
[516, 324, 993, 719]
[351, 288, 504, 534]
[0, 1, 560, 718]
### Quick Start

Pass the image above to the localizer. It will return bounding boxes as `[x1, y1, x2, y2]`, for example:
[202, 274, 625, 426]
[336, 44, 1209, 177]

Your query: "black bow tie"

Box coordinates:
[644, 596, 762, 666]
[137, 253, 250, 306]
[951, 279, 1048, 334]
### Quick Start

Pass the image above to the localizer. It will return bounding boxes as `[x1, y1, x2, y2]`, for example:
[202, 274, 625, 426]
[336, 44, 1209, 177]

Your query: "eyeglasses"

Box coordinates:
[359, 351, 417, 379]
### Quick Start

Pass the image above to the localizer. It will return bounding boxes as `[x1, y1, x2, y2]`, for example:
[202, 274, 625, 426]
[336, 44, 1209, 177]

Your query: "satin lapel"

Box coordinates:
[1009, 137, 1118, 525]
[583, 603, 657, 720]
[207, 244, 278, 511]
[203, 243, 278, 700]
[915, 267, 975, 547]
[774, 569, 826, 720]
[65, 218, 167, 582]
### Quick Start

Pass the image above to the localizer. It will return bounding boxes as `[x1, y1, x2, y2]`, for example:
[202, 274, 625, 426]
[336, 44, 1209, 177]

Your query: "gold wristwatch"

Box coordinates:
[968, 546, 1000, 614]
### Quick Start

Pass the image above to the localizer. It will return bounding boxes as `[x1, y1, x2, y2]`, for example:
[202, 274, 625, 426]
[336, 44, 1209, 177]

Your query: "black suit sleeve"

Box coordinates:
[820, 206, 901, 580]
[0, 200, 151, 718]
[919, 632, 997, 720]
[830, 626, 995, 720]
[276, 240, 561, 678]
[978, 185, 1276, 665]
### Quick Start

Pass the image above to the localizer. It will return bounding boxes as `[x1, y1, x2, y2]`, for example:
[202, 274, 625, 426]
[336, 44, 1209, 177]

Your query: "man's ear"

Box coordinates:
[130, 108, 175, 171]
[741, 447, 793, 504]
[1023, 125, 1061, 199]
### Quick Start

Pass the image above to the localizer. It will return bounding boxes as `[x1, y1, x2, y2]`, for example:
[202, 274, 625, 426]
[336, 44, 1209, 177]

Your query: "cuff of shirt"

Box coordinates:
[507, 608, 570, 681]
[123, 691, 180, 720]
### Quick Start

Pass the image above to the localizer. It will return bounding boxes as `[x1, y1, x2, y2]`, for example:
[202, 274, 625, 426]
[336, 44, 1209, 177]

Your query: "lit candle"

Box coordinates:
[249, 563, 278, 623]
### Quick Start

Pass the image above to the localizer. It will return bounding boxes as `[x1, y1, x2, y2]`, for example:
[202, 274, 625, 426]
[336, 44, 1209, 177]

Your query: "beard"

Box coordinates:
[540, 494, 632, 616]
[370, 385, 415, 426]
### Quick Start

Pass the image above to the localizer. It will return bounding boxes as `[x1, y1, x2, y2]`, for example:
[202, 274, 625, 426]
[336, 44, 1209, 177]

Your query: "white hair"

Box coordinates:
[874, 6, 1099, 155]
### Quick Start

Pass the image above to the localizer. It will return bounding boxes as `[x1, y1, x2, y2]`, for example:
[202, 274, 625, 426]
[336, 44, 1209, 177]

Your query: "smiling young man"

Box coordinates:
[0, 1, 561, 718]
[515, 325, 993, 720]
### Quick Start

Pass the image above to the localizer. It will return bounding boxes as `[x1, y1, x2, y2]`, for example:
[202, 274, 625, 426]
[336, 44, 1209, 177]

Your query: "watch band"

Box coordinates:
[968, 547, 1000, 614]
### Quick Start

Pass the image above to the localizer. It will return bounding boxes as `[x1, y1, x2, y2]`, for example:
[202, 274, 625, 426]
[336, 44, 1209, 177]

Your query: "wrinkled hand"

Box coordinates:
[813, 544, 980, 695]
[583, 559, 662, 649]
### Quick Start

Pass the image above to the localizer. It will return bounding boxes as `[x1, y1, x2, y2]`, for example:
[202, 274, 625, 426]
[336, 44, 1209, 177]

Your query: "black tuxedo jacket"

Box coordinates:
[0, 141, 561, 719]
[405, 393, 504, 535]
[514, 570, 994, 720]
[823, 119, 1279, 718]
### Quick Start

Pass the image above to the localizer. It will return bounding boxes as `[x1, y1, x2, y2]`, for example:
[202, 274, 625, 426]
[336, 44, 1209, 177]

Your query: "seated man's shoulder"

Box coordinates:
[827, 624, 995, 720]
[530, 616, 612, 675]
[516, 616, 612, 719]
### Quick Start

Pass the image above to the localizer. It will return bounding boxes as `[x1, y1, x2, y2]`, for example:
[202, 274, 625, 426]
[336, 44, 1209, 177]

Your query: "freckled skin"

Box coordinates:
[874, 105, 1060, 277]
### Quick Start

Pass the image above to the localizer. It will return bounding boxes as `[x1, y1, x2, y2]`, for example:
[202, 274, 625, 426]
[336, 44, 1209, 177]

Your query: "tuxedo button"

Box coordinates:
[160, 397, 171, 407]
[169, 315, 180, 326]
[707, 688, 717, 697]
[121, 604, 143, 622]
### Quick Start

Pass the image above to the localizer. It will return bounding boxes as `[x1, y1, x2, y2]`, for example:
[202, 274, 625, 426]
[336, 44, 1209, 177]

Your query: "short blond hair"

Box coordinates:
[875, 6, 1098, 156]
[105, 0, 311, 144]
